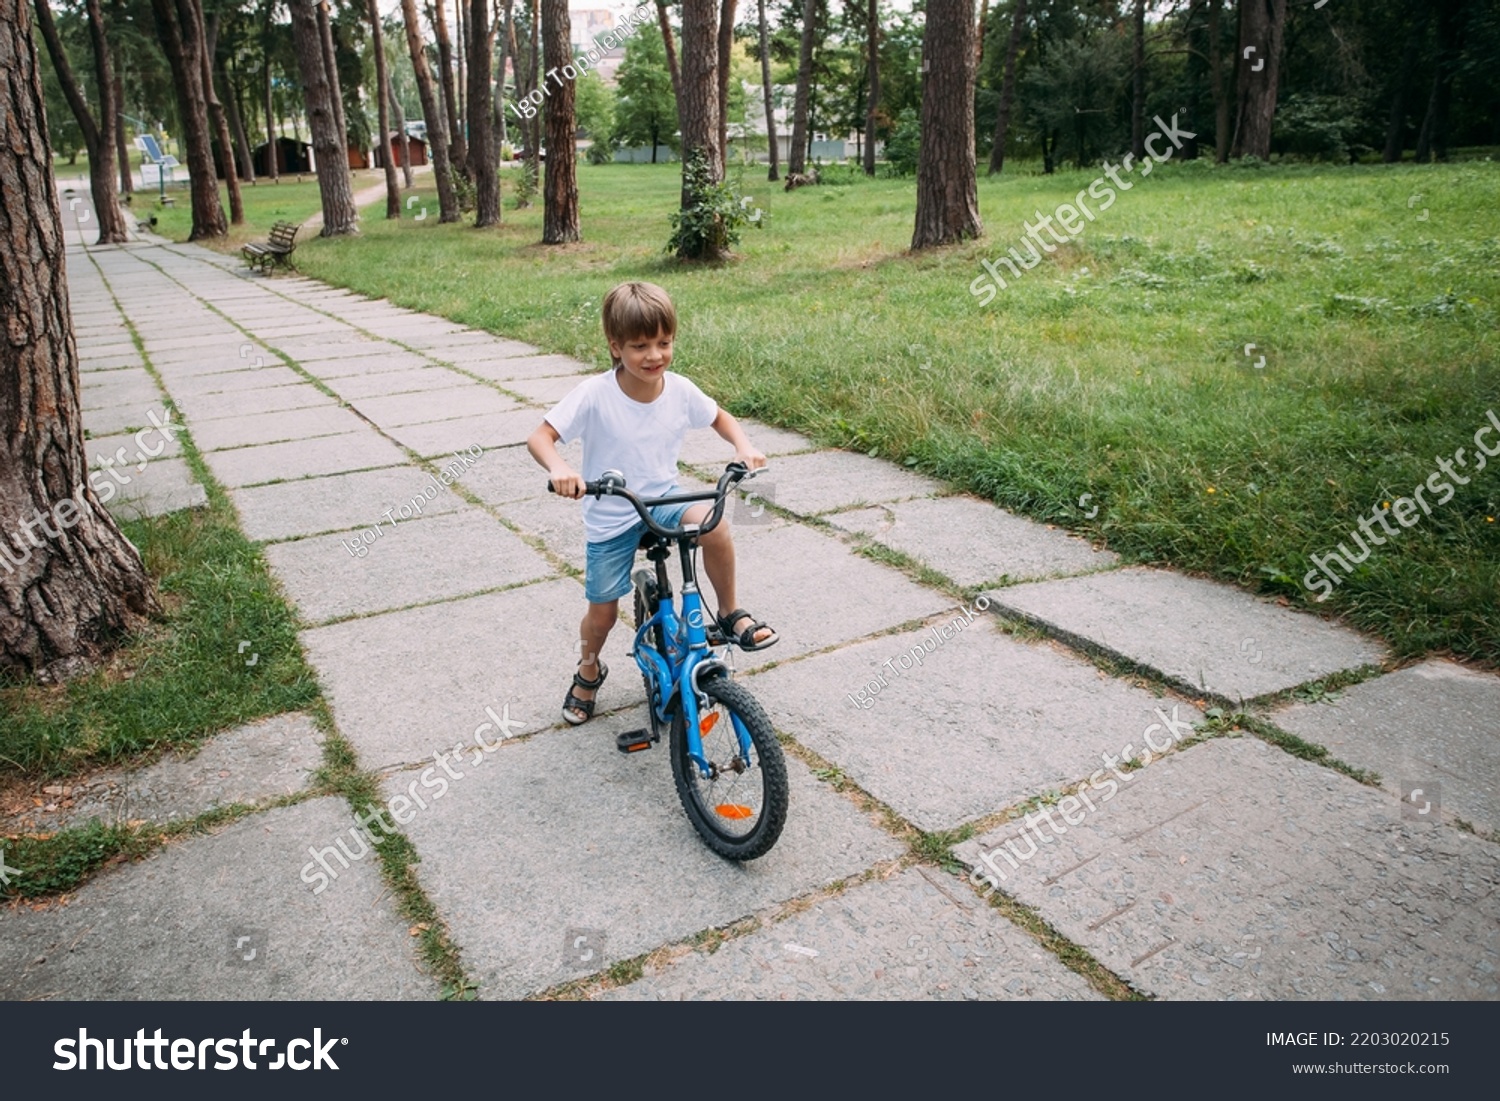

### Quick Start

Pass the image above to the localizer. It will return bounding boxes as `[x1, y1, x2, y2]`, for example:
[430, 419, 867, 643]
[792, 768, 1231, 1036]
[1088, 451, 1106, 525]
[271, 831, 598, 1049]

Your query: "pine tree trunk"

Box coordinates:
[1, 0, 160, 680]
[470, 0, 501, 226]
[495, 0, 514, 153]
[787, 0, 817, 176]
[33, 0, 130, 244]
[113, 59, 134, 195]
[1229, 0, 1286, 159]
[655, 0, 682, 102]
[525, 0, 540, 183]
[716, 0, 736, 172]
[862, 0, 877, 175]
[315, 0, 350, 160]
[911, 0, 981, 249]
[289, 0, 359, 234]
[221, 52, 257, 182]
[539, 0, 575, 240]
[387, 67, 414, 187]
[263, 1, 280, 181]
[678, 0, 724, 259]
[199, 4, 244, 223]
[986, 0, 1025, 174]
[150, 0, 227, 239]
[430, 0, 468, 172]
[1415, 0, 1460, 164]
[757, 0, 778, 180]
[400, 0, 459, 218]
[1383, 28, 1422, 162]
[1131, 0, 1145, 160]
[369, 0, 401, 217]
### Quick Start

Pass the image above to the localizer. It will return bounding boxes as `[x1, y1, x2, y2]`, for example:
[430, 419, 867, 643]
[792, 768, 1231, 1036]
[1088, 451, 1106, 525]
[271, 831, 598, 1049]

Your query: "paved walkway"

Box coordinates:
[3, 190, 1496, 1001]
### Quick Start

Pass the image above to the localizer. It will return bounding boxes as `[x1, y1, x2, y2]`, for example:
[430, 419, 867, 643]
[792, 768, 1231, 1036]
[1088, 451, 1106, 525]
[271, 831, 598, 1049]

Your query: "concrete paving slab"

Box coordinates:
[86, 430, 183, 467]
[80, 371, 159, 412]
[750, 449, 944, 516]
[323, 367, 465, 401]
[679, 419, 817, 467]
[266, 508, 554, 623]
[827, 496, 1118, 587]
[492, 490, 587, 570]
[399, 329, 514, 350]
[275, 338, 405, 364]
[4, 713, 323, 834]
[349, 386, 521, 428]
[150, 348, 276, 375]
[232, 465, 469, 541]
[301, 580, 646, 769]
[953, 737, 1500, 1001]
[460, 354, 587, 383]
[604, 867, 1100, 1001]
[422, 340, 547, 365]
[81, 403, 159, 436]
[387, 409, 541, 457]
[105, 456, 207, 518]
[190, 405, 368, 452]
[200, 431, 407, 488]
[166, 365, 304, 395]
[294, 351, 432, 377]
[753, 618, 1202, 831]
[0, 798, 436, 1001]
[986, 568, 1387, 703]
[712, 522, 954, 671]
[385, 712, 903, 999]
[172, 384, 336, 422]
[504, 374, 595, 406]
[457, 441, 580, 507]
[1272, 660, 1500, 836]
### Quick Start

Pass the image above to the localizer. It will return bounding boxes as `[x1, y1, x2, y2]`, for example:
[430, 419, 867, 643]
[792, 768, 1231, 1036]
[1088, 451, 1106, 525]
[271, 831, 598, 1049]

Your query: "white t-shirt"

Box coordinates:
[545, 369, 719, 542]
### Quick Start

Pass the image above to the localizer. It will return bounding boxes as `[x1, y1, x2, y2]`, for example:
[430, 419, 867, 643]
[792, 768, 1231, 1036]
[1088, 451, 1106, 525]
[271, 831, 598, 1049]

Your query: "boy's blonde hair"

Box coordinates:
[602, 282, 677, 365]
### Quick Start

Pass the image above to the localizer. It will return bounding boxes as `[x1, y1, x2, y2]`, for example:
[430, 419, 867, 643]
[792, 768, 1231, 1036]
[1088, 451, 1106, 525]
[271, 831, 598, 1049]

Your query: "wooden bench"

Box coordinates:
[242, 221, 301, 273]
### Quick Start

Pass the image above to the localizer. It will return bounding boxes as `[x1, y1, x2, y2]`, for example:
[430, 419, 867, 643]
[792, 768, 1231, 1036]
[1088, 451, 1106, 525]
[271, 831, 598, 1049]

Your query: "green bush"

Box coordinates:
[884, 108, 920, 177]
[667, 151, 765, 259]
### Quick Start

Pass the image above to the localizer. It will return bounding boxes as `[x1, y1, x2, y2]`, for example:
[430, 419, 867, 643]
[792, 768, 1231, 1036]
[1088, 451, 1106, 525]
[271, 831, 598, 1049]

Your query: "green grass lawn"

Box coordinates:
[140, 170, 389, 250]
[192, 158, 1499, 663]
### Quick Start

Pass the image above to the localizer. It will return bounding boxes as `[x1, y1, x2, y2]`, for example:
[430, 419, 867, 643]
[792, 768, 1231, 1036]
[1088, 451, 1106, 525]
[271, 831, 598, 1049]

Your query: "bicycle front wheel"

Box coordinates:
[670, 675, 788, 861]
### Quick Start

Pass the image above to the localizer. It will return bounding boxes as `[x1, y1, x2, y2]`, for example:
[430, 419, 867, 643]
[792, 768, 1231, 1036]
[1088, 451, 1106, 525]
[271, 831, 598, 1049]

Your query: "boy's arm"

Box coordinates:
[710, 408, 767, 470]
[527, 421, 585, 499]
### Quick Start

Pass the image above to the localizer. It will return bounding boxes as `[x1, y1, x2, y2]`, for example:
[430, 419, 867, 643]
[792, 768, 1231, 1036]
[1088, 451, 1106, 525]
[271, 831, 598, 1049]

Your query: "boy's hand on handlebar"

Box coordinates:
[734, 448, 768, 472]
[548, 469, 586, 499]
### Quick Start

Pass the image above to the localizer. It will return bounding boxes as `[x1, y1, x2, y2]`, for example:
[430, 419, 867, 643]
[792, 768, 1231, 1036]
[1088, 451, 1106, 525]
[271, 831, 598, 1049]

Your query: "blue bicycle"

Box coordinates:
[550, 463, 788, 860]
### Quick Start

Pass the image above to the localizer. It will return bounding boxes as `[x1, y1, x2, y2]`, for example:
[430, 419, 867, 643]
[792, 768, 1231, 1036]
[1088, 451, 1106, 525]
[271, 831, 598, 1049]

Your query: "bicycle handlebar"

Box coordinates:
[547, 462, 760, 541]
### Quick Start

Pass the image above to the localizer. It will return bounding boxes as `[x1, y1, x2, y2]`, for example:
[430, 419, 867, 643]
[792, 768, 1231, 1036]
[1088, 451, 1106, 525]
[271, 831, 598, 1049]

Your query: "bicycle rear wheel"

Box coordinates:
[670, 675, 788, 861]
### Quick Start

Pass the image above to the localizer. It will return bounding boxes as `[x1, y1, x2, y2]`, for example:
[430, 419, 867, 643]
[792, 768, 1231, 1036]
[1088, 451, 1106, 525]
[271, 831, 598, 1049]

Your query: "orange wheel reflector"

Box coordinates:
[699, 713, 719, 736]
[714, 804, 754, 820]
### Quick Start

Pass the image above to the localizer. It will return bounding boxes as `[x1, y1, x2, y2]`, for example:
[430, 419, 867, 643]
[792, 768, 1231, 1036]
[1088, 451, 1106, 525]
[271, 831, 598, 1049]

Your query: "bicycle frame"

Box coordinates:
[631, 531, 755, 779]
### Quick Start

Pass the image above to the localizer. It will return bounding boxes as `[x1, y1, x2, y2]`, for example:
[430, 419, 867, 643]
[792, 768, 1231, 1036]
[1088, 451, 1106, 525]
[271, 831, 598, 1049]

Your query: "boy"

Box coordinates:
[527, 281, 778, 726]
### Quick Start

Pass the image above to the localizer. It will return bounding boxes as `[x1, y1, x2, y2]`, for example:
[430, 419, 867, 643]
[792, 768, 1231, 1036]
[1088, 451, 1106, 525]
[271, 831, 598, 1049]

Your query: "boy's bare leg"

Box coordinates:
[568, 600, 618, 721]
[686, 504, 773, 646]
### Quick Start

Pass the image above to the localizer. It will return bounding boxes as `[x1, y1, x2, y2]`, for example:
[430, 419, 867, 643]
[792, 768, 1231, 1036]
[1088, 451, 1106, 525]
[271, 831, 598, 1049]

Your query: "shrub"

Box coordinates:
[667, 151, 765, 259]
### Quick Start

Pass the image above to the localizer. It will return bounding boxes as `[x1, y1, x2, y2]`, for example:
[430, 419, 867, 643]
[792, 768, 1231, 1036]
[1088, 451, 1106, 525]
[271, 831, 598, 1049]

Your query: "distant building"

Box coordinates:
[732, 82, 867, 163]
[252, 137, 312, 175]
[373, 132, 429, 168]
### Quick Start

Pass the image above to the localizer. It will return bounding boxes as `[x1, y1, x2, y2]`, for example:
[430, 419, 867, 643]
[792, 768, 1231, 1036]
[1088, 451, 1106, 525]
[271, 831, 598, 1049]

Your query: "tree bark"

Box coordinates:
[912, 0, 981, 249]
[387, 67, 414, 187]
[429, 0, 468, 172]
[1382, 20, 1423, 162]
[315, 0, 350, 160]
[221, 53, 257, 183]
[678, 0, 724, 259]
[862, 0, 877, 175]
[369, 0, 401, 217]
[1, 0, 160, 680]
[113, 61, 133, 195]
[456, 0, 467, 146]
[788, 0, 817, 176]
[494, 0, 514, 153]
[986, 0, 1025, 174]
[470, 0, 500, 226]
[756, 0, 779, 180]
[1131, 0, 1145, 160]
[149, 0, 227, 238]
[198, 3, 244, 223]
[401, 0, 460, 219]
[1229, 0, 1286, 159]
[716, 0, 737, 172]
[1415, 0, 1461, 164]
[289, 0, 359, 234]
[263, 0, 279, 181]
[525, 0, 540, 182]
[33, 0, 130, 244]
[655, 0, 682, 102]
[1209, 0, 1228, 162]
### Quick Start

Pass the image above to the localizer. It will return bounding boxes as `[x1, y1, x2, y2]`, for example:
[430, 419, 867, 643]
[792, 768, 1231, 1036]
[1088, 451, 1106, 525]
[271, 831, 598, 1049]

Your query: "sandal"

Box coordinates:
[562, 662, 608, 726]
[715, 609, 779, 651]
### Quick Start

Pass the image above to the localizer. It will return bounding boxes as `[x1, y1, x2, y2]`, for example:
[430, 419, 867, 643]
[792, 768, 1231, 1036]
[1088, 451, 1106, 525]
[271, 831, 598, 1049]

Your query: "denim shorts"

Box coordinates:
[584, 488, 695, 605]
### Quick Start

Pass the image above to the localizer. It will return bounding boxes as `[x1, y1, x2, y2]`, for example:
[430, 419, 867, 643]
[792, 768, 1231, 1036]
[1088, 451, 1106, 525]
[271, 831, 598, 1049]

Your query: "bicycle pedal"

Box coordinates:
[616, 728, 658, 754]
